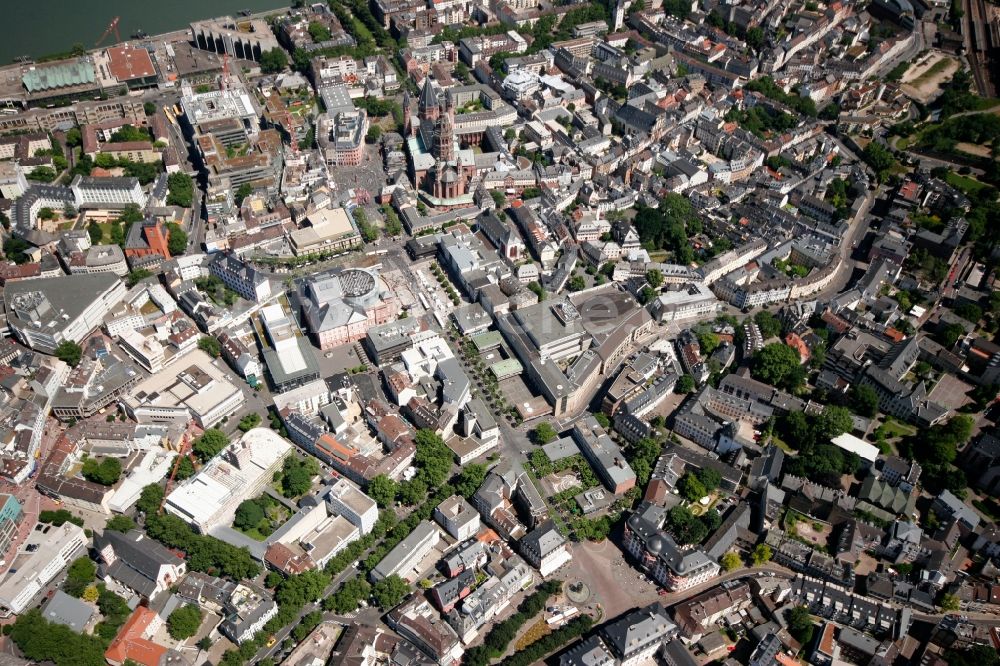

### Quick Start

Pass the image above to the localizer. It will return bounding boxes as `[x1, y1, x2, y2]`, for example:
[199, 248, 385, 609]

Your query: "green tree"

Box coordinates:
[454, 463, 487, 498]
[105, 515, 136, 533]
[697, 331, 721, 355]
[307, 20, 332, 41]
[720, 551, 742, 572]
[87, 221, 104, 244]
[39, 509, 83, 527]
[174, 456, 196, 482]
[54, 340, 83, 367]
[696, 468, 722, 492]
[27, 166, 57, 182]
[259, 48, 289, 73]
[850, 384, 879, 417]
[3, 236, 32, 264]
[533, 422, 558, 444]
[678, 473, 707, 501]
[367, 124, 383, 143]
[235, 182, 253, 205]
[81, 457, 122, 485]
[413, 429, 454, 487]
[166, 604, 203, 640]
[275, 569, 331, 608]
[126, 268, 153, 287]
[754, 311, 782, 338]
[383, 206, 403, 237]
[63, 557, 96, 597]
[9, 610, 107, 666]
[752, 343, 805, 391]
[167, 222, 188, 255]
[786, 605, 814, 644]
[192, 429, 229, 461]
[675, 375, 695, 394]
[955, 302, 983, 323]
[944, 645, 1000, 666]
[398, 478, 428, 505]
[862, 141, 896, 182]
[136, 483, 164, 515]
[646, 269, 664, 288]
[751, 543, 772, 566]
[233, 499, 265, 532]
[198, 336, 221, 358]
[567, 275, 586, 291]
[281, 456, 317, 497]
[238, 413, 262, 432]
[940, 593, 961, 611]
[166, 172, 194, 207]
[372, 574, 409, 609]
[638, 286, 657, 304]
[367, 474, 398, 507]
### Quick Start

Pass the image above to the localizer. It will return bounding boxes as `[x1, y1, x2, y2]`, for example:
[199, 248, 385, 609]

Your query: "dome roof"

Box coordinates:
[646, 534, 666, 555]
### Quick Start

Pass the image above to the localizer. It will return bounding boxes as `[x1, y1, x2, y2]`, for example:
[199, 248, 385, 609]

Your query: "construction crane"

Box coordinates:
[96, 16, 122, 47]
[158, 426, 196, 515]
[220, 52, 231, 91]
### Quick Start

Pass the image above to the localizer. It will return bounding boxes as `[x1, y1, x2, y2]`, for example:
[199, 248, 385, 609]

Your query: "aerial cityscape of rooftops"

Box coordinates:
[0, 0, 999, 664]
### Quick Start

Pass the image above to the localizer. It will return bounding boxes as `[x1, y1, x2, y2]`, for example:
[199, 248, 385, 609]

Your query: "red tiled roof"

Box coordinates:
[106, 46, 157, 82]
[105, 607, 167, 666]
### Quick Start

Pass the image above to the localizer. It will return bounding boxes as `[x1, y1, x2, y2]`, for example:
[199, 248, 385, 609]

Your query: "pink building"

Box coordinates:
[302, 268, 399, 350]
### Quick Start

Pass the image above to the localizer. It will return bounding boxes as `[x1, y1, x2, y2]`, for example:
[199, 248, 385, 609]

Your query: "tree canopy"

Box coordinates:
[63, 557, 96, 597]
[105, 515, 136, 533]
[280, 455, 319, 498]
[81, 457, 122, 486]
[533, 422, 558, 444]
[786, 605, 814, 644]
[367, 475, 398, 507]
[752, 343, 805, 391]
[233, 499, 266, 532]
[372, 574, 410, 609]
[9, 610, 107, 666]
[198, 336, 221, 358]
[413, 429, 454, 487]
[167, 604, 203, 640]
[192, 429, 229, 461]
[633, 194, 702, 264]
[54, 340, 83, 367]
[259, 48, 289, 73]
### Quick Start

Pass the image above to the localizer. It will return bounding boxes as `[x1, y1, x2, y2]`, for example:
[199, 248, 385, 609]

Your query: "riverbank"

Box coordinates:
[2, 1, 289, 66]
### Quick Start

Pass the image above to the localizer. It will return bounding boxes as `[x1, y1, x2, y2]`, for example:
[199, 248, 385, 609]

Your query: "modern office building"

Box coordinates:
[370, 520, 442, 583]
[164, 428, 292, 533]
[121, 348, 246, 427]
[0, 522, 87, 614]
[4, 273, 127, 352]
[325, 479, 379, 535]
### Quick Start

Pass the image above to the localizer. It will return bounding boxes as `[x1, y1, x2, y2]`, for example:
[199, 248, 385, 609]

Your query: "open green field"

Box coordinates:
[944, 171, 993, 196]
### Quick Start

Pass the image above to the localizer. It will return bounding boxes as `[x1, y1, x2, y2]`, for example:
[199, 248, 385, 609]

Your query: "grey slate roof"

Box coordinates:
[42, 590, 94, 632]
[95, 529, 183, 599]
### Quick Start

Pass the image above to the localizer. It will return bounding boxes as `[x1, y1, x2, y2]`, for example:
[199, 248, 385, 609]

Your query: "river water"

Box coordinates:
[2, 0, 289, 65]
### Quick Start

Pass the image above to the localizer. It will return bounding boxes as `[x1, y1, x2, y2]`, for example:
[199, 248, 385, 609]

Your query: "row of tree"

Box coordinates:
[462, 580, 563, 666]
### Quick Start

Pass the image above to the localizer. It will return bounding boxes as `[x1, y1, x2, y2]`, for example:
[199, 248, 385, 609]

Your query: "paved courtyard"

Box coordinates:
[565, 539, 662, 619]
